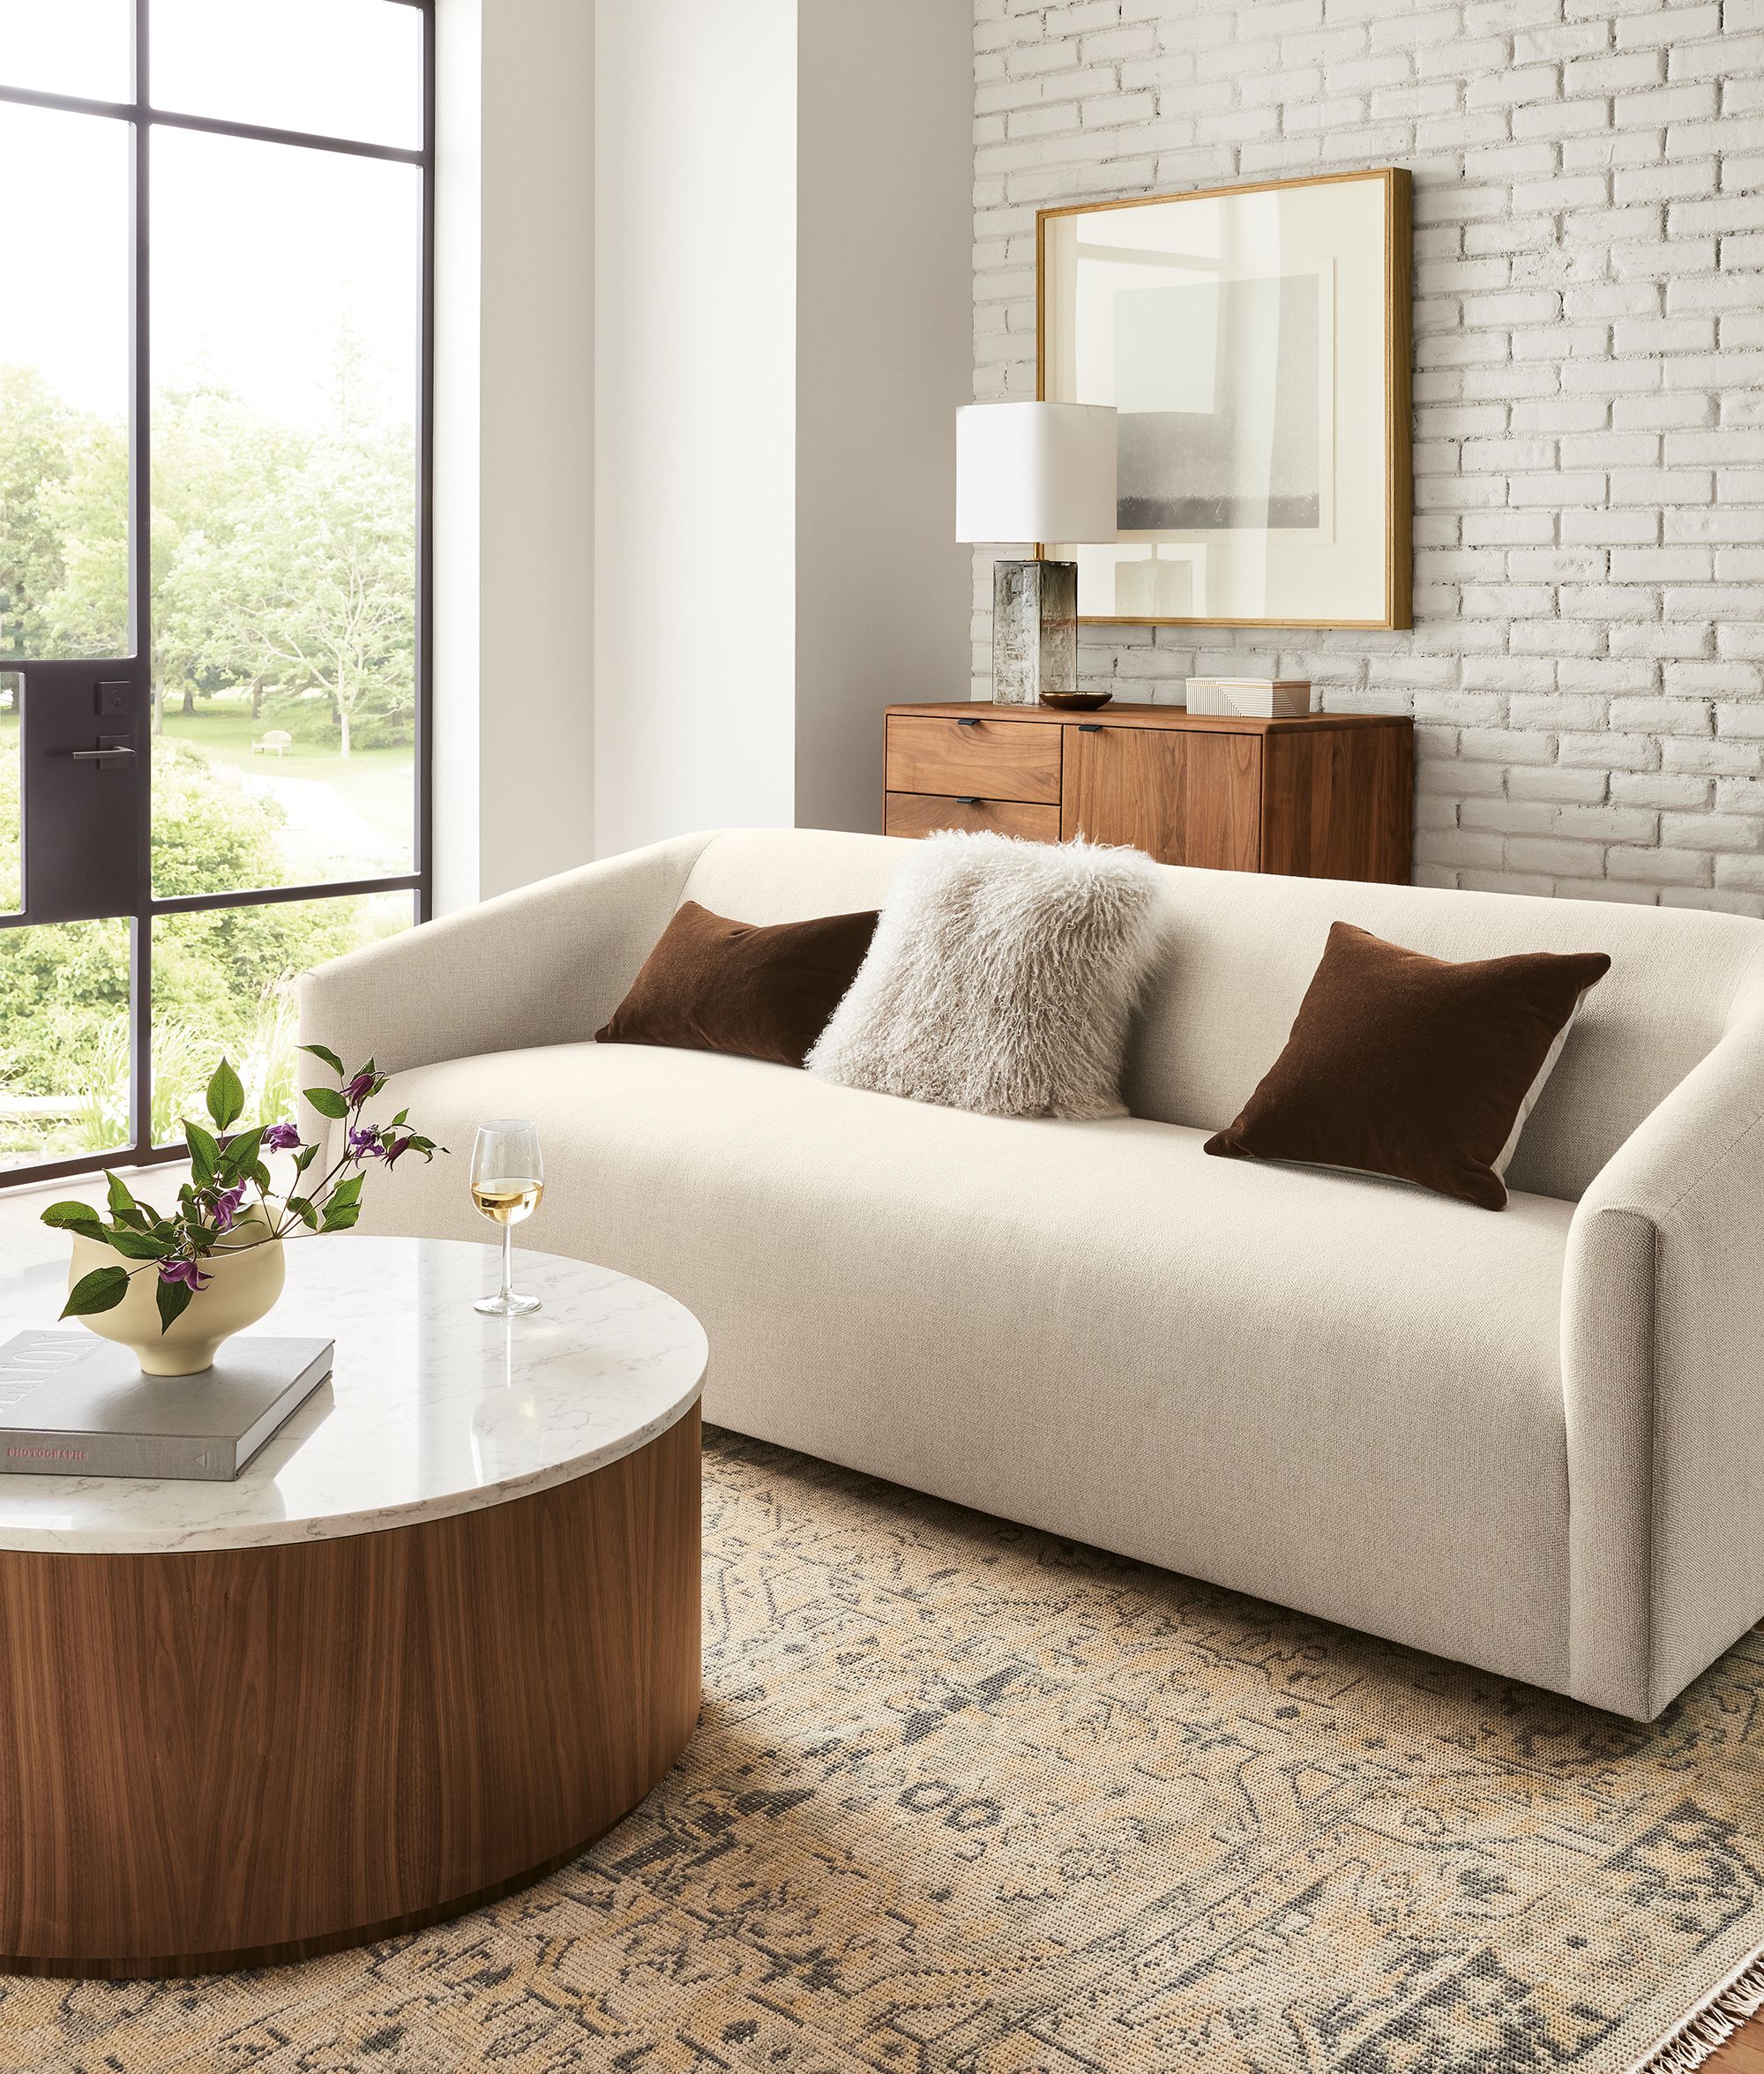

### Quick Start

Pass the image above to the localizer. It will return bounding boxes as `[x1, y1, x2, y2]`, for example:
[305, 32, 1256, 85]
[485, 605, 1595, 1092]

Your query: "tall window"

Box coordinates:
[0, 0, 431, 1179]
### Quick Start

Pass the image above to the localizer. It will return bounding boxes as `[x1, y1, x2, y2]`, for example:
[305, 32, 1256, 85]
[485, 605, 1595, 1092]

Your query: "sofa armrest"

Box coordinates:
[295, 832, 715, 1089]
[1563, 986, 1764, 1718]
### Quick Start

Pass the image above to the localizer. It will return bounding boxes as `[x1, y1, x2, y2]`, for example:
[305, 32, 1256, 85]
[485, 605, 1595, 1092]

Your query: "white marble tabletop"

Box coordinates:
[0, 1236, 706, 1555]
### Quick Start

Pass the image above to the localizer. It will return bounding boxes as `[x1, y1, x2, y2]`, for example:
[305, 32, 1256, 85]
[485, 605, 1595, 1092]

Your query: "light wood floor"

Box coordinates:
[0, 1171, 1760, 2062]
[1713, 2019, 1764, 2070]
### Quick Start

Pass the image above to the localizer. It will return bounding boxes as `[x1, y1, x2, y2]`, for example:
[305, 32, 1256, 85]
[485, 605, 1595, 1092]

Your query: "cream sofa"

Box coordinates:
[299, 827, 1764, 1722]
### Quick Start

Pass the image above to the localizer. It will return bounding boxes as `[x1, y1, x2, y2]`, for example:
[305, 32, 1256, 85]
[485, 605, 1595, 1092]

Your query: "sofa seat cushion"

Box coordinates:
[358, 1039, 1577, 1693]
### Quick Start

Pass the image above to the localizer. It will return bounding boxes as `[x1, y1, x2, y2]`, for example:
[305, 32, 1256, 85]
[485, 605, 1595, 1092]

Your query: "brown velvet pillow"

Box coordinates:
[596, 900, 879, 1068]
[1203, 923, 1611, 1210]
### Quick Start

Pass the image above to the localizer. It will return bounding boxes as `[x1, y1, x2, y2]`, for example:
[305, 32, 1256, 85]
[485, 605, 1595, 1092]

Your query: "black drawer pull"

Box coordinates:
[955, 796, 981, 807]
[957, 716, 981, 728]
[1077, 723, 1102, 733]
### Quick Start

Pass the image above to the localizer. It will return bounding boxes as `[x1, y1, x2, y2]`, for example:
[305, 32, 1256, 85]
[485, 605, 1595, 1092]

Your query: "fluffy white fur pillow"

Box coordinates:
[805, 831, 1165, 1119]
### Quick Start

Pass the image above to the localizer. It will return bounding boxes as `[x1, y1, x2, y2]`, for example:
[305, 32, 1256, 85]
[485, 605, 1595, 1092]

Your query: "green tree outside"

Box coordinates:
[0, 354, 416, 1164]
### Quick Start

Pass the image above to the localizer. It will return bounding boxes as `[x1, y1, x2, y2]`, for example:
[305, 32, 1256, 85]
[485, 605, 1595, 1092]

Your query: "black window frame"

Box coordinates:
[0, 0, 435, 1187]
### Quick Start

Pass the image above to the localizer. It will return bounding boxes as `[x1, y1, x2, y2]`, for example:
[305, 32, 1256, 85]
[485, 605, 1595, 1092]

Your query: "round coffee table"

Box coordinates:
[0, 1235, 706, 1979]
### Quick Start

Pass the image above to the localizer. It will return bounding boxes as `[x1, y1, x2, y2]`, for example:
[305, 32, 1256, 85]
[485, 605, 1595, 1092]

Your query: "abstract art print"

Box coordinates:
[1039, 168, 1411, 629]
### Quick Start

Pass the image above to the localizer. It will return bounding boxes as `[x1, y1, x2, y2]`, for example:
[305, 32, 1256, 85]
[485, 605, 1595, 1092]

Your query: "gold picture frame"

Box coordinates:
[1036, 167, 1412, 631]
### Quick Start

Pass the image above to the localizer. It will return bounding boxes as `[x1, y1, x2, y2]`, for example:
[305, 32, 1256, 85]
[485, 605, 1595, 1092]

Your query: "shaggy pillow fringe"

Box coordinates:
[805, 830, 1165, 1120]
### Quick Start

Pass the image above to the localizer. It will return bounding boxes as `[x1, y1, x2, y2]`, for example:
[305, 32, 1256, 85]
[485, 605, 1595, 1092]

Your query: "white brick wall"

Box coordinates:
[972, 0, 1764, 910]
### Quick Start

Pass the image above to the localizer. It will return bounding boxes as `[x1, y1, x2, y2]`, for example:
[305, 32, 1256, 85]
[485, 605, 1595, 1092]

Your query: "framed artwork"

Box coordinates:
[1037, 167, 1412, 631]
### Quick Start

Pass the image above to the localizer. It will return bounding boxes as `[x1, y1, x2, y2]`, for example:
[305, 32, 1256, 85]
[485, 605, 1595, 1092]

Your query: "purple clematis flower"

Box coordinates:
[158, 1257, 212, 1291]
[342, 1071, 377, 1107]
[263, 1120, 302, 1151]
[381, 1134, 412, 1166]
[347, 1124, 383, 1161]
[210, 1183, 247, 1232]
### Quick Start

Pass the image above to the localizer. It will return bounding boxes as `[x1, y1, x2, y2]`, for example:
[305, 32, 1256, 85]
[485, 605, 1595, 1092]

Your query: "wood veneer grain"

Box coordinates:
[1260, 721, 1413, 882]
[884, 792, 1063, 842]
[1062, 725, 1260, 871]
[0, 1405, 701, 1978]
[886, 715, 1062, 804]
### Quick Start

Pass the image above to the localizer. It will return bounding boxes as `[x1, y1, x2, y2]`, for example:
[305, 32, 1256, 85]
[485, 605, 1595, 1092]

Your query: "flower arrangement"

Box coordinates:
[42, 1047, 443, 1335]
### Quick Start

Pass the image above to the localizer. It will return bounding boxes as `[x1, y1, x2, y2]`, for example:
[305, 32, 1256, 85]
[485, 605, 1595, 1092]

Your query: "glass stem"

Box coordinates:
[501, 1220, 513, 1304]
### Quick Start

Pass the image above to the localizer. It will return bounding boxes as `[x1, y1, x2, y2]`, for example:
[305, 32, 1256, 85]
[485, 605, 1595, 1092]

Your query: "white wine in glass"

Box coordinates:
[471, 1119, 543, 1316]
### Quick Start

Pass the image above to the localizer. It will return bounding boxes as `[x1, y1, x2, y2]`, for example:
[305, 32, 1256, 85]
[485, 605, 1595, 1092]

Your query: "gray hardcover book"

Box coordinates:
[0, 1332, 334, 1481]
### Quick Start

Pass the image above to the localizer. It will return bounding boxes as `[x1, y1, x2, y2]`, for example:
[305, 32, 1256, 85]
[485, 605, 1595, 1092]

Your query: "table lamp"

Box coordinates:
[956, 401, 1117, 706]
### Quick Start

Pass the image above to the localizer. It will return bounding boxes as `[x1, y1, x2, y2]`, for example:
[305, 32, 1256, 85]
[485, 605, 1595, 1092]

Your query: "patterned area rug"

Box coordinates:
[5, 1430, 1764, 2074]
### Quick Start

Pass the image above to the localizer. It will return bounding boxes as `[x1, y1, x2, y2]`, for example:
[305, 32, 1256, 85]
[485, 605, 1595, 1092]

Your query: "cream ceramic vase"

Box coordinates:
[69, 1206, 286, 1376]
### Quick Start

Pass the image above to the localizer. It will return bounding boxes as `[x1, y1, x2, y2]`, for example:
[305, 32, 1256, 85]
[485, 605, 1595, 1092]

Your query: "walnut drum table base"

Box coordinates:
[0, 1405, 701, 1979]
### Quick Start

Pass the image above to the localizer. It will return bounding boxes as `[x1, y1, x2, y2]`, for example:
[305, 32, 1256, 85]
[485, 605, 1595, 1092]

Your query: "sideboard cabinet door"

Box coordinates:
[1259, 725, 1414, 883]
[1060, 725, 1261, 871]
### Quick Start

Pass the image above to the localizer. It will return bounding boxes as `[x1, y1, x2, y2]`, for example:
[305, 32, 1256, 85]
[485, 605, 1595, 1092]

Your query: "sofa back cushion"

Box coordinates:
[680, 827, 1764, 1202]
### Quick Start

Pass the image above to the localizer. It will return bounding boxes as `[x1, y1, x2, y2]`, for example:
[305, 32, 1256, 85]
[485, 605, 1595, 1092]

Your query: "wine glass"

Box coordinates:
[470, 1119, 544, 1316]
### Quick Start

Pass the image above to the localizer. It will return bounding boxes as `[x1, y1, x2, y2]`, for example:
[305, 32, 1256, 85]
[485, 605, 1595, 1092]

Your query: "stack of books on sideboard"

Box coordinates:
[1185, 677, 1312, 718]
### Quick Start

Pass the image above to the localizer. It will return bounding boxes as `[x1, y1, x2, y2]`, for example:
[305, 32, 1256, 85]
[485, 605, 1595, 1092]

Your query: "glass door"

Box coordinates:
[0, 0, 431, 1183]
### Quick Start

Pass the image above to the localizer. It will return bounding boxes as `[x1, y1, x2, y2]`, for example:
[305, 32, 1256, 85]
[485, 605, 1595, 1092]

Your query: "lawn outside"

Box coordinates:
[158, 695, 415, 877]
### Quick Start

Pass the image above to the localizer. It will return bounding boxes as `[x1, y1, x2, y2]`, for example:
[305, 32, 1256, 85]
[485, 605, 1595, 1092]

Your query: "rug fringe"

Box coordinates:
[1635, 1944, 1764, 2073]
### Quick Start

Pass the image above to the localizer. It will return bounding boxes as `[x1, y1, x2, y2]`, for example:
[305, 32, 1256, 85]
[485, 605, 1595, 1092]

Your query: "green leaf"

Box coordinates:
[104, 1170, 147, 1230]
[250, 1161, 271, 1191]
[206, 1058, 245, 1132]
[206, 1059, 245, 1133]
[40, 1201, 107, 1238]
[155, 1276, 193, 1334]
[287, 1195, 319, 1231]
[293, 1142, 318, 1173]
[320, 1202, 361, 1232]
[217, 1125, 265, 1185]
[183, 1119, 219, 1185]
[105, 1228, 174, 1261]
[391, 1107, 409, 1127]
[304, 1086, 349, 1119]
[60, 1265, 129, 1319]
[331, 1172, 364, 1209]
[299, 1043, 345, 1076]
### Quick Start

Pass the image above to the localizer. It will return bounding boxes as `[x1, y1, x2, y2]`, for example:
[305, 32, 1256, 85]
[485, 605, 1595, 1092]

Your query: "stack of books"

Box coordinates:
[1185, 677, 1313, 719]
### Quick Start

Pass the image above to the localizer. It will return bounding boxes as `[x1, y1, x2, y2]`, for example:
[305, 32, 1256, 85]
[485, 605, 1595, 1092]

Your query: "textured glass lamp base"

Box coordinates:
[990, 559, 1078, 706]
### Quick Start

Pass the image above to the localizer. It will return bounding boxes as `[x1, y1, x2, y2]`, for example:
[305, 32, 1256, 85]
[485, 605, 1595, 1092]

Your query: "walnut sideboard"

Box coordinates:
[884, 701, 1414, 882]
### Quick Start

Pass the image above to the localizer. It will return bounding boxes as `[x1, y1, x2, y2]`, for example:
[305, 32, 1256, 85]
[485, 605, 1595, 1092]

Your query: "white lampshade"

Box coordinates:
[955, 401, 1117, 545]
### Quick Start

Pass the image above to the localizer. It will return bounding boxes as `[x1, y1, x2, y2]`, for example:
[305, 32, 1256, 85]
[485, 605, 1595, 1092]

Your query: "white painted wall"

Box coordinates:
[593, 0, 800, 859]
[436, 0, 970, 887]
[594, 0, 972, 857]
[796, 0, 975, 835]
[433, 0, 596, 914]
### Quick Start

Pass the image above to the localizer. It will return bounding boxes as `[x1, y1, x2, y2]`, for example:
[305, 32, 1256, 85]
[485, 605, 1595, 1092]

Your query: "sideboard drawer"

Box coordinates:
[886, 715, 1062, 805]
[885, 792, 1062, 842]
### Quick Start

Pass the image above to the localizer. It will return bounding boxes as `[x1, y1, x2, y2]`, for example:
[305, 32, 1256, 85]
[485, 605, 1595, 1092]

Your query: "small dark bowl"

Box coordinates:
[1038, 691, 1114, 712]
